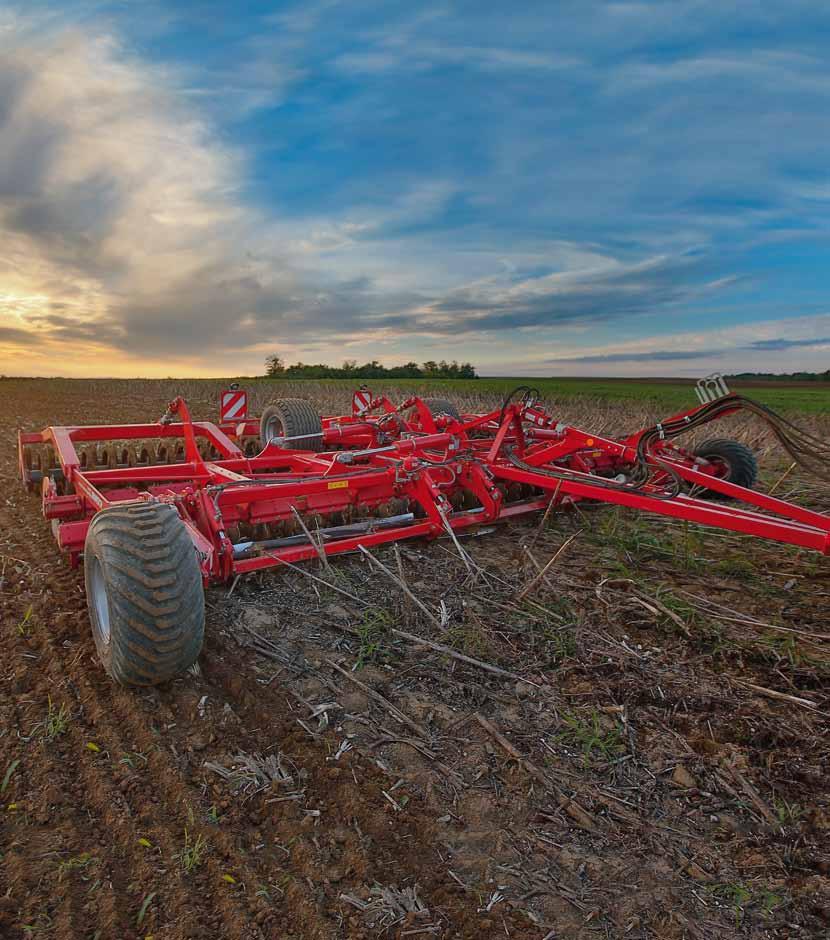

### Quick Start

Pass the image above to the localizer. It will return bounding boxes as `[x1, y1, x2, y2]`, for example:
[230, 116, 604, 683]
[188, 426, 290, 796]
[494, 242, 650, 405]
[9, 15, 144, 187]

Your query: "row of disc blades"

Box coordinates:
[226, 482, 545, 543]
[23, 438, 264, 471]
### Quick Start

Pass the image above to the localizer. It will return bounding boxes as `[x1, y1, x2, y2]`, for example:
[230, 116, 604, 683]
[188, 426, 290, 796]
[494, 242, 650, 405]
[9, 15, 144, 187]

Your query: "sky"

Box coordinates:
[1, 1, 830, 378]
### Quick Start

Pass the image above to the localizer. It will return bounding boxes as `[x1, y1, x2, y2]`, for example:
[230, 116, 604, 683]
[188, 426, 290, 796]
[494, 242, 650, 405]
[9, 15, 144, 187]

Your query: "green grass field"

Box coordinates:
[5, 374, 827, 415]
[246, 375, 830, 414]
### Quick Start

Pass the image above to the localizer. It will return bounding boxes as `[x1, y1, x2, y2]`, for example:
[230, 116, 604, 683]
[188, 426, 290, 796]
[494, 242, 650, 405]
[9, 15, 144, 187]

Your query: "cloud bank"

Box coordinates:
[0, 20, 720, 371]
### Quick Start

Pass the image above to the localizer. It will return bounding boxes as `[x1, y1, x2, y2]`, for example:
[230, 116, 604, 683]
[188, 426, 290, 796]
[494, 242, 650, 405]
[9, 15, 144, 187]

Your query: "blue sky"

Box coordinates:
[1, 1, 830, 376]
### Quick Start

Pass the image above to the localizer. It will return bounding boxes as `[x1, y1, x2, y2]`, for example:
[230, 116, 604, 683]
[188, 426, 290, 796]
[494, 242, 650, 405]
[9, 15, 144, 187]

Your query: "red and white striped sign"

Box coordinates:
[352, 388, 372, 415]
[220, 389, 248, 422]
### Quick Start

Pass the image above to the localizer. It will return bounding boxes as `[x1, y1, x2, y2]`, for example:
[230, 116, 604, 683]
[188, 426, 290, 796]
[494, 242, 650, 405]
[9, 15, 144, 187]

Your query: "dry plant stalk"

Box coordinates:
[474, 713, 595, 831]
[516, 531, 581, 602]
[327, 658, 429, 739]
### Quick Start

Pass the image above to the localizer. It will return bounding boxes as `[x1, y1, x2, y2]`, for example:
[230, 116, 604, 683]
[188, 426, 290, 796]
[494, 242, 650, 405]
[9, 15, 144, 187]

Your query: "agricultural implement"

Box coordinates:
[18, 378, 830, 686]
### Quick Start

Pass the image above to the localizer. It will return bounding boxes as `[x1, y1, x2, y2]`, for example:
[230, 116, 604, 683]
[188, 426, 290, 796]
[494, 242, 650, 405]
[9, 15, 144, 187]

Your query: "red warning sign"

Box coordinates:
[352, 389, 372, 415]
[220, 389, 248, 422]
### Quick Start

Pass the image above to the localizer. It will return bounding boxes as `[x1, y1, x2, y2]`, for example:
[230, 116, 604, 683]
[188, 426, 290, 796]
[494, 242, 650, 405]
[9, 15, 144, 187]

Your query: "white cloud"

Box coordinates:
[0, 18, 312, 367]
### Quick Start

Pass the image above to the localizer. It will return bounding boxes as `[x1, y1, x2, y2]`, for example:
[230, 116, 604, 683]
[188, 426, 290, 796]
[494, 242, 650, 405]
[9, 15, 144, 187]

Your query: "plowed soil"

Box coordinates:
[1, 378, 829, 940]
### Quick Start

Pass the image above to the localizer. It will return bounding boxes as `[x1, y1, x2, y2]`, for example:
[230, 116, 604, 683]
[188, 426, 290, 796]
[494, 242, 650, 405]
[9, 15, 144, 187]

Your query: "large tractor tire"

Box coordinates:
[421, 397, 461, 420]
[260, 399, 324, 451]
[84, 502, 205, 686]
[694, 438, 758, 497]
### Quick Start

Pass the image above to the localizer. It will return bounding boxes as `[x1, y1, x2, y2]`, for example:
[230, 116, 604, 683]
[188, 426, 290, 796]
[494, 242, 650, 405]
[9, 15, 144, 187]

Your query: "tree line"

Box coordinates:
[264, 356, 477, 379]
[726, 370, 830, 382]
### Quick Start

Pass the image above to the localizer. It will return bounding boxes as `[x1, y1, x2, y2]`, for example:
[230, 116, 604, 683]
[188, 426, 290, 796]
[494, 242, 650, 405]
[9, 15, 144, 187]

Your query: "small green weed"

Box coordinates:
[542, 626, 576, 665]
[555, 710, 625, 764]
[21, 913, 53, 935]
[708, 881, 784, 925]
[57, 852, 95, 881]
[653, 587, 699, 631]
[527, 595, 574, 621]
[355, 607, 393, 668]
[676, 521, 706, 571]
[36, 697, 70, 740]
[1, 759, 20, 794]
[774, 797, 803, 826]
[178, 827, 207, 874]
[443, 620, 490, 657]
[710, 882, 753, 925]
[760, 889, 785, 918]
[594, 510, 704, 571]
[713, 555, 757, 579]
[760, 633, 804, 667]
[119, 752, 148, 769]
[17, 606, 33, 636]
[136, 891, 157, 927]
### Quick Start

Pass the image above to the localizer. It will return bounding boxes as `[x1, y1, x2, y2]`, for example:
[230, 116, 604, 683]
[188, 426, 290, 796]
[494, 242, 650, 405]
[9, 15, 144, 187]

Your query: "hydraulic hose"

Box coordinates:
[635, 395, 830, 483]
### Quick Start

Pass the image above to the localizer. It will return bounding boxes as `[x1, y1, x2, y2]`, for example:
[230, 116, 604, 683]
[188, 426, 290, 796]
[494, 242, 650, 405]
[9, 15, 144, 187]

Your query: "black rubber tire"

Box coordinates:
[420, 398, 461, 420]
[83, 502, 205, 686]
[260, 399, 323, 451]
[694, 438, 758, 495]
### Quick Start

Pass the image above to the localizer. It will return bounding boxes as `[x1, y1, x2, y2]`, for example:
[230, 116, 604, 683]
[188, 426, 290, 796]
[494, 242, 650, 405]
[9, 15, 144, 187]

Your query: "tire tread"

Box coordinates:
[84, 502, 204, 685]
[260, 399, 324, 451]
[421, 398, 461, 420]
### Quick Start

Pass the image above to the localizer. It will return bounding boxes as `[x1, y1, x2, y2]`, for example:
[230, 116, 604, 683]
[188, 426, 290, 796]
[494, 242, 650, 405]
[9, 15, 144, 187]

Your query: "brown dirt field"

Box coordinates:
[1, 378, 830, 939]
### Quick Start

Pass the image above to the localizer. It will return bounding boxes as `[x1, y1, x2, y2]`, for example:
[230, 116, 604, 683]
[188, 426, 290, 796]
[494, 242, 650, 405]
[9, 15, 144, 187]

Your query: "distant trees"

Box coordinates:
[420, 360, 475, 378]
[263, 358, 478, 379]
[726, 370, 830, 382]
[264, 355, 285, 376]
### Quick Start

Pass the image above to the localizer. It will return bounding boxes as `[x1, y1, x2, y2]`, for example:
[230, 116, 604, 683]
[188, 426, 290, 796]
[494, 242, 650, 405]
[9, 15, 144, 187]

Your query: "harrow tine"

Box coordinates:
[291, 507, 329, 569]
[436, 505, 478, 578]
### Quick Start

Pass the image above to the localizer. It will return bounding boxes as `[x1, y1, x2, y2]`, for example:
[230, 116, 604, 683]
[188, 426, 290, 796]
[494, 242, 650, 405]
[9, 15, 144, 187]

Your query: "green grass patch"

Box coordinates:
[56, 852, 96, 881]
[442, 619, 491, 657]
[541, 625, 577, 665]
[178, 828, 208, 874]
[36, 697, 70, 741]
[713, 554, 758, 579]
[555, 710, 626, 764]
[593, 509, 705, 571]
[355, 607, 393, 668]
[708, 881, 785, 925]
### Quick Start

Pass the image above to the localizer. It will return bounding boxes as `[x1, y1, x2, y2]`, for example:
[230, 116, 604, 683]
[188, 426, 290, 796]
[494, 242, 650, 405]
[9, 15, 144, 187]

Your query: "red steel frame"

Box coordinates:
[18, 389, 830, 585]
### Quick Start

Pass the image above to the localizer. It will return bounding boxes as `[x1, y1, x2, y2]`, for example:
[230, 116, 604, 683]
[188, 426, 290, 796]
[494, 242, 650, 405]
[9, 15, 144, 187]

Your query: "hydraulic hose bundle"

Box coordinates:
[506, 392, 828, 500]
[635, 395, 830, 483]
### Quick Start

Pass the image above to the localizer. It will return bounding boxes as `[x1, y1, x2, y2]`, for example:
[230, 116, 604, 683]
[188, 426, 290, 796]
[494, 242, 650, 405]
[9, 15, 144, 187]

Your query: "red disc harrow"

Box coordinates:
[18, 381, 829, 684]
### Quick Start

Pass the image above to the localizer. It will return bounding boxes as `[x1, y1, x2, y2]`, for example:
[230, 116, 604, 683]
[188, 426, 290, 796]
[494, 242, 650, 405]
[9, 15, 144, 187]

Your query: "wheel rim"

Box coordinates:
[708, 455, 732, 480]
[264, 414, 284, 443]
[88, 555, 111, 644]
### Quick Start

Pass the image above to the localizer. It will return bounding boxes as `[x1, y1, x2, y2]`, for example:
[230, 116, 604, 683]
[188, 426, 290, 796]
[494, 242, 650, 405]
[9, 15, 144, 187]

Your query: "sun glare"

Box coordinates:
[0, 290, 52, 319]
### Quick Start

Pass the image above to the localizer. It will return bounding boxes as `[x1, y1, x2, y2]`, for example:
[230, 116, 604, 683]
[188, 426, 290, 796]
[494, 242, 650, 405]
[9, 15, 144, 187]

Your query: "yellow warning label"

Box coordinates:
[327, 480, 349, 490]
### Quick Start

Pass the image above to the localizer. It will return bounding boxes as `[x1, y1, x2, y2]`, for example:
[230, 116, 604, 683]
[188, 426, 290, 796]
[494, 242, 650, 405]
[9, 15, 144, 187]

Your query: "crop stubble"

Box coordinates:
[1, 378, 829, 939]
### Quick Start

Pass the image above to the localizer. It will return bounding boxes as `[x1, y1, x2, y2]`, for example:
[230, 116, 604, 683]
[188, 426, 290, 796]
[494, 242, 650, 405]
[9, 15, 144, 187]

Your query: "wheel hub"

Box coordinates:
[88, 555, 111, 644]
